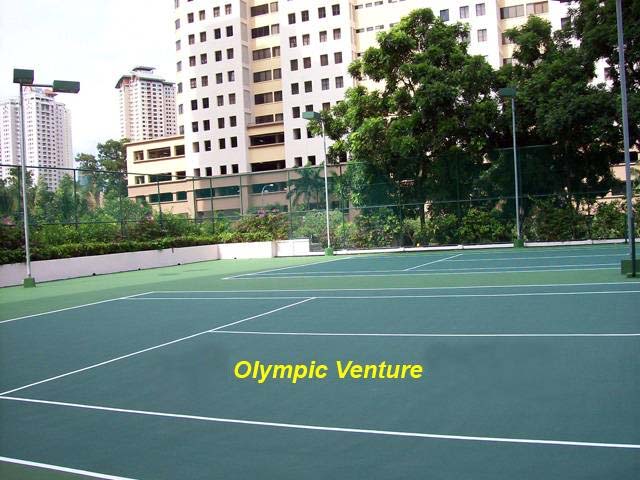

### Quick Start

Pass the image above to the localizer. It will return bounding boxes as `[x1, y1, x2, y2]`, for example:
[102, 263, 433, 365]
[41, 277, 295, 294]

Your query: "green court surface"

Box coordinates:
[1, 244, 639, 479]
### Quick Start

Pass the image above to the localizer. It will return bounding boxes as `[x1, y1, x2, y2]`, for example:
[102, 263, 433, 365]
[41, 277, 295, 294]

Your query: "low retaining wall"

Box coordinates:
[0, 239, 311, 287]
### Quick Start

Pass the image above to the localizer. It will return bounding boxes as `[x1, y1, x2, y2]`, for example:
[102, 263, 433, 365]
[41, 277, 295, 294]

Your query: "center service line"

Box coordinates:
[1, 396, 639, 450]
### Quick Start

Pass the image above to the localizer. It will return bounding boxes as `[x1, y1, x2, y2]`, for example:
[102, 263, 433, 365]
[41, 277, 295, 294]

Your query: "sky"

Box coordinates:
[0, 0, 176, 156]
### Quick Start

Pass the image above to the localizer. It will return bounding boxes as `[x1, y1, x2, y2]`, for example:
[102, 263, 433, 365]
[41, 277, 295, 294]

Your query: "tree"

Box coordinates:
[571, 0, 640, 145]
[97, 138, 129, 196]
[287, 165, 326, 209]
[317, 8, 498, 225]
[491, 16, 621, 206]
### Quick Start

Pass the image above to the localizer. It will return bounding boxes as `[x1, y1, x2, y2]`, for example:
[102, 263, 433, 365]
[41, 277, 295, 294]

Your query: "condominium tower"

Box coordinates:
[169, 0, 570, 181]
[0, 88, 73, 190]
[116, 66, 178, 142]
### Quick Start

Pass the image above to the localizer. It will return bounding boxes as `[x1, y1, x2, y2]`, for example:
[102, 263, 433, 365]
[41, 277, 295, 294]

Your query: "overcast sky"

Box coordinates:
[0, 0, 176, 156]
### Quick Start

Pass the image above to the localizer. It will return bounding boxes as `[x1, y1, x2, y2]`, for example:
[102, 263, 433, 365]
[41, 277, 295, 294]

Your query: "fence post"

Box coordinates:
[156, 179, 163, 230]
[119, 174, 125, 239]
[239, 174, 244, 216]
[287, 169, 293, 239]
[192, 177, 197, 226]
[73, 168, 79, 233]
[209, 177, 215, 234]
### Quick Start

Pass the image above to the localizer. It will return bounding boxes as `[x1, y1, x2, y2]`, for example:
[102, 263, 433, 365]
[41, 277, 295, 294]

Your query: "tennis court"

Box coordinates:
[1, 244, 639, 479]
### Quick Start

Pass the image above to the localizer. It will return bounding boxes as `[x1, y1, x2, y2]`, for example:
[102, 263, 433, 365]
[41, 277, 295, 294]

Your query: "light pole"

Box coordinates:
[261, 183, 275, 207]
[498, 87, 522, 247]
[13, 69, 80, 287]
[302, 111, 332, 254]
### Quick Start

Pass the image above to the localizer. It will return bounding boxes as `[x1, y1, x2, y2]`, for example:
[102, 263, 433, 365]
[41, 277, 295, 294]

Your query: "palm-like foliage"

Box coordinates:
[287, 165, 325, 210]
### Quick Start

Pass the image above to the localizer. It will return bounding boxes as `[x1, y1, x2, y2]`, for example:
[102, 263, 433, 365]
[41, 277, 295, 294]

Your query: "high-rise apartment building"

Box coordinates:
[171, 0, 570, 180]
[116, 66, 177, 141]
[0, 88, 73, 190]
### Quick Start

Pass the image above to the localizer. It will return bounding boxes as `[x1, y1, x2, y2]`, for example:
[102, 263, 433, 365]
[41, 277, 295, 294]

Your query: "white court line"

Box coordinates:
[152, 281, 640, 293]
[0, 456, 136, 480]
[215, 330, 640, 338]
[448, 254, 624, 262]
[404, 253, 463, 271]
[226, 266, 618, 279]
[0, 298, 315, 397]
[128, 290, 640, 301]
[0, 292, 154, 325]
[253, 263, 618, 276]
[224, 256, 353, 279]
[1, 396, 638, 450]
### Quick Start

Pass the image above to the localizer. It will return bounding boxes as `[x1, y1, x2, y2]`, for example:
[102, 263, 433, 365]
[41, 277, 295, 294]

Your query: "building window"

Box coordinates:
[288, 12, 296, 24]
[201, 75, 208, 86]
[215, 50, 222, 61]
[335, 76, 344, 88]
[254, 92, 274, 104]
[219, 138, 226, 149]
[304, 80, 312, 93]
[200, 31, 207, 42]
[302, 34, 310, 45]
[176, 40, 181, 51]
[228, 71, 235, 82]
[319, 30, 327, 42]
[202, 97, 209, 108]
[321, 78, 329, 90]
[293, 128, 301, 140]
[187, 12, 194, 23]
[252, 26, 270, 38]
[225, 4, 232, 15]
[460, 5, 469, 19]
[178, 104, 184, 115]
[204, 140, 211, 151]
[175, 18, 180, 29]
[253, 47, 271, 60]
[231, 137, 238, 148]
[476, 3, 485, 16]
[227, 48, 234, 59]
[232, 164, 239, 174]
[191, 99, 198, 110]
[502, 32, 513, 44]
[332, 4, 340, 15]
[176, 61, 182, 72]
[318, 6, 326, 18]
[303, 57, 311, 68]
[290, 59, 298, 71]
[307, 155, 316, 165]
[333, 28, 341, 40]
[527, 1, 548, 15]
[273, 68, 281, 79]
[199, 10, 205, 20]
[477, 29, 487, 42]
[220, 166, 227, 175]
[289, 36, 297, 48]
[213, 6, 220, 17]
[270, 2, 278, 13]
[230, 116, 237, 127]
[301, 10, 309, 21]
[322, 102, 330, 111]
[216, 73, 223, 84]
[190, 78, 197, 88]
[189, 56, 196, 66]
[500, 5, 525, 19]
[251, 4, 269, 16]
[218, 117, 225, 128]
[334, 52, 342, 63]
[320, 54, 328, 66]
[439, 9, 449, 21]
[272, 46, 280, 57]
[226, 25, 233, 36]
[217, 95, 224, 106]
[203, 120, 210, 131]
[192, 121, 199, 133]
[291, 83, 299, 95]
[214, 28, 221, 39]
[192, 142, 200, 153]
[271, 23, 280, 34]
[294, 157, 303, 167]
[254, 70, 272, 82]
[229, 93, 236, 104]
[292, 106, 300, 118]
[200, 53, 208, 64]
[274, 90, 283, 101]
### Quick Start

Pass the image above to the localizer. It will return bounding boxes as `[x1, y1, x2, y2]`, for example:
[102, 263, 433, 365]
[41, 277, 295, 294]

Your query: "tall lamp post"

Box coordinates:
[498, 87, 522, 247]
[302, 111, 332, 254]
[553, 0, 635, 275]
[13, 69, 80, 287]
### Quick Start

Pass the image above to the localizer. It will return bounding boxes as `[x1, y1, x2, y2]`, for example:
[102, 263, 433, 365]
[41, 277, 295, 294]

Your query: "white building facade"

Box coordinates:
[116, 66, 177, 142]
[172, 0, 571, 179]
[0, 88, 73, 190]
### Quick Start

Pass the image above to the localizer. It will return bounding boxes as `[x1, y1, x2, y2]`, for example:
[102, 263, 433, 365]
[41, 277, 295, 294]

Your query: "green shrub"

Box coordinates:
[425, 213, 459, 245]
[591, 201, 626, 240]
[522, 199, 589, 241]
[0, 226, 24, 250]
[233, 211, 288, 240]
[349, 208, 403, 249]
[293, 210, 349, 248]
[457, 208, 511, 244]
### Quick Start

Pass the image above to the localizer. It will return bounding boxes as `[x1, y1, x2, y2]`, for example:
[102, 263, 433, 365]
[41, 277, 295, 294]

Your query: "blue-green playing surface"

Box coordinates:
[1, 244, 639, 479]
